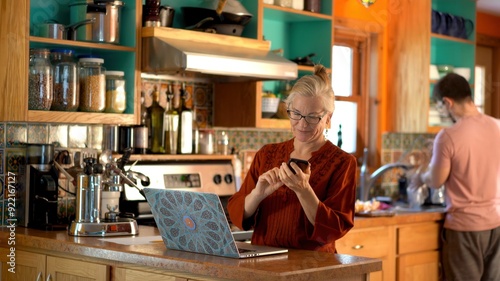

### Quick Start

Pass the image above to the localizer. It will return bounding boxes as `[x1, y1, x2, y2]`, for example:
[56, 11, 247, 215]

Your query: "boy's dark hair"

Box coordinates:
[432, 72, 472, 103]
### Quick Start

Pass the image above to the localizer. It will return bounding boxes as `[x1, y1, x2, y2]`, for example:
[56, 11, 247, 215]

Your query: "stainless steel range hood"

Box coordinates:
[141, 27, 298, 82]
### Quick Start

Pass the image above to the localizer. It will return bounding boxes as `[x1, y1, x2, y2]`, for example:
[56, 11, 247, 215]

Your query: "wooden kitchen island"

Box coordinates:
[0, 225, 381, 281]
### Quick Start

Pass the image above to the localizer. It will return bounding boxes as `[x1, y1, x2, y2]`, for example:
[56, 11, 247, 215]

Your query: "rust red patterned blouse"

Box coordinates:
[228, 139, 357, 253]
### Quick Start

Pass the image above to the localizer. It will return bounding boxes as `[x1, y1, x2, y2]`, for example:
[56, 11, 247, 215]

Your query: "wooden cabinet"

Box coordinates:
[336, 226, 395, 281]
[428, 0, 476, 132]
[386, 0, 476, 133]
[0, 248, 109, 281]
[0, 249, 45, 280]
[114, 267, 192, 281]
[213, 1, 334, 128]
[396, 222, 441, 281]
[0, 0, 141, 124]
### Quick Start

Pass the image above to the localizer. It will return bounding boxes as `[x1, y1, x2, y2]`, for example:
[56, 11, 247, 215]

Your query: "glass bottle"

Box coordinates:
[50, 49, 78, 111]
[135, 91, 150, 154]
[78, 57, 106, 112]
[148, 86, 165, 153]
[192, 107, 199, 154]
[28, 48, 53, 110]
[177, 82, 193, 154]
[164, 83, 178, 154]
[104, 71, 126, 113]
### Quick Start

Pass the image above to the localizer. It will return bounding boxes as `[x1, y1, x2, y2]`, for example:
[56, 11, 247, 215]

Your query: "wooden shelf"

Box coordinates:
[141, 27, 271, 51]
[263, 4, 332, 21]
[29, 36, 136, 52]
[27, 110, 137, 125]
[119, 154, 236, 162]
[431, 33, 475, 45]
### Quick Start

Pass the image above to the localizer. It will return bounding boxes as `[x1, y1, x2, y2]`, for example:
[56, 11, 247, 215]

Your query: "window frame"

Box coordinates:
[333, 28, 370, 160]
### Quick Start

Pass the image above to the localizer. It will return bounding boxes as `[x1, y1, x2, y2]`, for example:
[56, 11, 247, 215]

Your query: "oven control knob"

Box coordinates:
[213, 174, 222, 184]
[224, 174, 233, 184]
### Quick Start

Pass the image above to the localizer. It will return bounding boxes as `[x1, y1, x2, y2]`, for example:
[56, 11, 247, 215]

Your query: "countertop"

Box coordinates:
[0, 225, 382, 281]
[353, 209, 445, 228]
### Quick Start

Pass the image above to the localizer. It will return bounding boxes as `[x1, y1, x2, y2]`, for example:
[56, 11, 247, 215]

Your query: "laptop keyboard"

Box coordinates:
[238, 248, 256, 253]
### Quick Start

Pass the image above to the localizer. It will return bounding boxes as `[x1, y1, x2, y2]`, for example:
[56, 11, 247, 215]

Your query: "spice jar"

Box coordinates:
[50, 49, 79, 111]
[104, 71, 126, 113]
[28, 48, 53, 110]
[304, 0, 321, 13]
[79, 57, 106, 112]
[275, 0, 292, 8]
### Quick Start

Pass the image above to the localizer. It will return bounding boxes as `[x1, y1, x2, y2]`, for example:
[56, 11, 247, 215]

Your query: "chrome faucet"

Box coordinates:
[359, 148, 414, 201]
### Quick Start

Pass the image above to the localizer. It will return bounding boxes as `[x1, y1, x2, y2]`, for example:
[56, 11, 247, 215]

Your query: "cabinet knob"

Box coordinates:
[36, 272, 42, 281]
[352, 244, 364, 250]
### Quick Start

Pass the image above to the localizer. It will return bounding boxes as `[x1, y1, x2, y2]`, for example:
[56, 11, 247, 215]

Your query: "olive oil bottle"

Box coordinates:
[164, 83, 178, 154]
[148, 86, 165, 153]
[177, 82, 193, 154]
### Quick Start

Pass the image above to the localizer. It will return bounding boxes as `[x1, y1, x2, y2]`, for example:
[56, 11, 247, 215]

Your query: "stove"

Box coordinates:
[119, 155, 252, 241]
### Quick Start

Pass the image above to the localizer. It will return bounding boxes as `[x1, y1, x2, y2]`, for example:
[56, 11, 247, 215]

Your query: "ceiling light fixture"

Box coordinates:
[360, 0, 376, 7]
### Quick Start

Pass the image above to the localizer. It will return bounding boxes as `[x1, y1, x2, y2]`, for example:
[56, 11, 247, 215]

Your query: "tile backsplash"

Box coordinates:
[377, 132, 436, 200]
[0, 78, 295, 226]
[0, 120, 292, 226]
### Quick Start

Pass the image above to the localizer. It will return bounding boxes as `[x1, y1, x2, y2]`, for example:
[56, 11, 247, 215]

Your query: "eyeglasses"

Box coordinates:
[286, 110, 326, 124]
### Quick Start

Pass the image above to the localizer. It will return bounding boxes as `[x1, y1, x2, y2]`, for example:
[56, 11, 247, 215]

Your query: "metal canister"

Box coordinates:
[75, 172, 89, 222]
[102, 125, 119, 153]
[133, 125, 149, 154]
[69, 0, 124, 44]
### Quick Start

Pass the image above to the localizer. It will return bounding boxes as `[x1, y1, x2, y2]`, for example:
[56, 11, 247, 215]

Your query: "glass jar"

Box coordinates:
[275, 0, 292, 8]
[50, 49, 79, 111]
[304, 0, 321, 13]
[79, 57, 106, 112]
[104, 71, 126, 113]
[28, 48, 53, 110]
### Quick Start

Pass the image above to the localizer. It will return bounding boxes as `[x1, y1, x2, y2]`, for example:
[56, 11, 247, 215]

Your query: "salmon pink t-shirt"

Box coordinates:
[432, 114, 500, 231]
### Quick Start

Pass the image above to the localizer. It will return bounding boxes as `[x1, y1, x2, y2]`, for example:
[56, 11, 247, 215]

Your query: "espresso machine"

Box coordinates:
[23, 144, 62, 230]
[68, 150, 140, 236]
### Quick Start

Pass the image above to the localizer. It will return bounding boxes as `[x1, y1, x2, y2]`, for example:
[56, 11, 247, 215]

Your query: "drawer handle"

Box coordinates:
[352, 244, 364, 250]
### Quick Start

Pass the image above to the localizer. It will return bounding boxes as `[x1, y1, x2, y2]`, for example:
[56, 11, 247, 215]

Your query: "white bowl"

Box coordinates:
[453, 67, 471, 81]
[262, 97, 280, 118]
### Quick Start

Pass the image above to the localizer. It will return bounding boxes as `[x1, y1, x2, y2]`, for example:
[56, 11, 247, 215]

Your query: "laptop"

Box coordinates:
[142, 188, 288, 259]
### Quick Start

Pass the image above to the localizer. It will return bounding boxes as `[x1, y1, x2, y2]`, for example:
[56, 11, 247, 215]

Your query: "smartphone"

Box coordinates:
[287, 158, 309, 174]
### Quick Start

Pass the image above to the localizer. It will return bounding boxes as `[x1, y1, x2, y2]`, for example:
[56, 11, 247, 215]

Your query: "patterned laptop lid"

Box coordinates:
[143, 188, 241, 258]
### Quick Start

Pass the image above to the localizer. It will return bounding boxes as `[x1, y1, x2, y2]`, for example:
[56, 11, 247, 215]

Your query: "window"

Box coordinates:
[325, 27, 370, 159]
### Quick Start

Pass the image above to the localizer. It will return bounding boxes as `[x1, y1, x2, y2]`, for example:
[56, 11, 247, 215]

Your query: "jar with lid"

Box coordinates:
[104, 71, 126, 113]
[79, 57, 106, 112]
[28, 48, 53, 110]
[50, 49, 79, 111]
[275, 0, 292, 8]
[304, 0, 321, 13]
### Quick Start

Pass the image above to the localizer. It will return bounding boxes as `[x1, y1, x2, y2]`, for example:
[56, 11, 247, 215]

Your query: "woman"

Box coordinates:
[227, 64, 357, 253]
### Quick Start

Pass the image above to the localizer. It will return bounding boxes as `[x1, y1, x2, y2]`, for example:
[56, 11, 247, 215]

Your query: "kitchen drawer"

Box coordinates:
[336, 226, 391, 258]
[398, 222, 440, 254]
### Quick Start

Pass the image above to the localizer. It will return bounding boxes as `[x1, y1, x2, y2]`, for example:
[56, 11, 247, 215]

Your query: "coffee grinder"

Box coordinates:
[23, 143, 62, 230]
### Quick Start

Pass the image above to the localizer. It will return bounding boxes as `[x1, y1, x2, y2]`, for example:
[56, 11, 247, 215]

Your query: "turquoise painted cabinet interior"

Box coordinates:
[429, 0, 476, 128]
[243, 0, 333, 94]
[29, 0, 138, 116]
